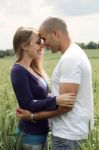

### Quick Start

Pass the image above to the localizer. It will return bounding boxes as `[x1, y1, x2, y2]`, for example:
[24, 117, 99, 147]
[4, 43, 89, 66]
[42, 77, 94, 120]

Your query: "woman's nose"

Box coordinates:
[40, 42, 45, 48]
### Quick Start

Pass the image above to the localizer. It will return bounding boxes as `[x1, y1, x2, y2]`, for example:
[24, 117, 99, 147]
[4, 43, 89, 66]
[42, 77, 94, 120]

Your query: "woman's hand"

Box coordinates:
[56, 93, 76, 107]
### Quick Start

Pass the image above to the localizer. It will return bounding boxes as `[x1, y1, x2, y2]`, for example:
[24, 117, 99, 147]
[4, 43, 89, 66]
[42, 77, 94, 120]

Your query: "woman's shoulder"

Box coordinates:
[11, 64, 27, 76]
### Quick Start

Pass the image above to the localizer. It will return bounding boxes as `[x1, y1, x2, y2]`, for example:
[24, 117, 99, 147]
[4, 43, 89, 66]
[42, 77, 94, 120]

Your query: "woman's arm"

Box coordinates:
[11, 67, 56, 112]
[11, 66, 75, 113]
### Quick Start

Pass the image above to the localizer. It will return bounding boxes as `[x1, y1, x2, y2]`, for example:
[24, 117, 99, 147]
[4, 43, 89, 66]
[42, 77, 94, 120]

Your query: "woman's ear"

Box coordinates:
[21, 43, 27, 51]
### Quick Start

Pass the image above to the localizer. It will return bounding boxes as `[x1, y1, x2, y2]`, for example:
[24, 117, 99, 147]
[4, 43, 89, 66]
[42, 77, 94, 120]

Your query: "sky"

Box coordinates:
[0, 0, 99, 50]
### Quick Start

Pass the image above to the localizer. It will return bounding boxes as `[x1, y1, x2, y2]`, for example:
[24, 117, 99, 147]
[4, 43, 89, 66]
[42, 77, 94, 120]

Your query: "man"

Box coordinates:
[16, 17, 94, 150]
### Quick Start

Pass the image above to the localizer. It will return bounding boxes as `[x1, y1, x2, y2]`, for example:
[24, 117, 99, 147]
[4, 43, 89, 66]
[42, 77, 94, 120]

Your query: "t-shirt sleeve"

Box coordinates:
[59, 57, 82, 84]
[11, 67, 56, 113]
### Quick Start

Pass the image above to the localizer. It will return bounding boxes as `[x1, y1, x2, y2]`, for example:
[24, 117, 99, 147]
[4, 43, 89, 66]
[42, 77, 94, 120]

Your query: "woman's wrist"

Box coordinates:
[30, 113, 37, 122]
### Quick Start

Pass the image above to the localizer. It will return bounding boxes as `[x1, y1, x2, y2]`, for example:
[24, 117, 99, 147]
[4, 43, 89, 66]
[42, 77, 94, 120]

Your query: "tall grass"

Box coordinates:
[0, 57, 23, 149]
[0, 89, 23, 149]
[0, 50, 99, 149]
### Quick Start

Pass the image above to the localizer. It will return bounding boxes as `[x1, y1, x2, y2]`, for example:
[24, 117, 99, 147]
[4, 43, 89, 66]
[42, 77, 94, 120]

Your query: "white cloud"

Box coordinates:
[63, 14, 99, 43]
[0, 0, 99, 49]
[0, 0, 54, 49]
[43, 0, 99, 16]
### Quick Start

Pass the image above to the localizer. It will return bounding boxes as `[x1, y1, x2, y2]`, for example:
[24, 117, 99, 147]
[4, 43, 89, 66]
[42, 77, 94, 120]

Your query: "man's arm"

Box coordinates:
[33, 83, 79, 120]
[16, 83, 78, 120]
[59, 83, 79, 95]
[16, 106, 73, 120]
[33, 106, 72, 120]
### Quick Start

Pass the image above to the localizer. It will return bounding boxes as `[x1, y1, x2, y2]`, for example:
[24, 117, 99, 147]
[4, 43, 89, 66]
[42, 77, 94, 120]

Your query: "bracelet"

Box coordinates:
[30, 113, 36, 122]
[30, 113, 35, 120]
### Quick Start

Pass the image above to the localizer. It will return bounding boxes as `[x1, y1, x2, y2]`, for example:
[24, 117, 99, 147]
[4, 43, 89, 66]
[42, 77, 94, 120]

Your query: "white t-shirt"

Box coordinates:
[51, 42, 94, 140]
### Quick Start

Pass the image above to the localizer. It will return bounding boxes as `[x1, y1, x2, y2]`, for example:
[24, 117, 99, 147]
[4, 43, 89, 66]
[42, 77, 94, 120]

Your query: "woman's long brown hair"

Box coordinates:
[13, 27, 49, 82]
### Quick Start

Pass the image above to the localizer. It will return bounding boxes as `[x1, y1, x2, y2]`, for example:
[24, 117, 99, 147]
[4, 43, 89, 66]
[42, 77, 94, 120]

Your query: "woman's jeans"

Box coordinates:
[16, 129, 48, 150]
[22, 140, 48, 150]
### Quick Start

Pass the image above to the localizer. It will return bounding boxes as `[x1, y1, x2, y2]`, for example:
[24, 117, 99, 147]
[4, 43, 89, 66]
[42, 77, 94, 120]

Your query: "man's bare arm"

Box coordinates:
[16, 83, 79, 120]
[16, 106, 73, 120]
[34, 83, 79, 120]
[59, 83, 79, 95]
[33, 106, 72, 120]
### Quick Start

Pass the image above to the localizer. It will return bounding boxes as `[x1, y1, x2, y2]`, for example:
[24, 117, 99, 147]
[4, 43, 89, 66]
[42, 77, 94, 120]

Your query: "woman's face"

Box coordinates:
[24, 33, 44, 59]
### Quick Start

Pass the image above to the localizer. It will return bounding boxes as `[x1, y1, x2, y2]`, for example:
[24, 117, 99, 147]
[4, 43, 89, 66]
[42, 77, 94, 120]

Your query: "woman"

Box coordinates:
[11, 27, 75, 150]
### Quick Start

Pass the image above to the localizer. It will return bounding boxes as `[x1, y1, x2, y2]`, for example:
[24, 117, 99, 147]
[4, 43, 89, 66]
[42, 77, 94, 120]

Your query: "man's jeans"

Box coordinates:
[52, 135, 81, 150]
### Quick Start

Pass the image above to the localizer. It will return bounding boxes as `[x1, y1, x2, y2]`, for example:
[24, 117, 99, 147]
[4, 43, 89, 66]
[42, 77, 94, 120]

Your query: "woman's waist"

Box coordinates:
[18, 119, 49, 134]
[16, 128, 48, 144]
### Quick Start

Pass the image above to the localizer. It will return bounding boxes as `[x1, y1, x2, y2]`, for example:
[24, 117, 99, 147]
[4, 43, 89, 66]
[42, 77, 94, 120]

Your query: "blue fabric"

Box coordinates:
[11, 64, 56, 134]
[23, 134, 47, 144]
[16, 128, 47, 144]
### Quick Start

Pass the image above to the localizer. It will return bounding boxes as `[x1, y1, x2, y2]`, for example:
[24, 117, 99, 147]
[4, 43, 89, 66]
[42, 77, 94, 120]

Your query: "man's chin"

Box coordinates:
[51, 49, 59, 53]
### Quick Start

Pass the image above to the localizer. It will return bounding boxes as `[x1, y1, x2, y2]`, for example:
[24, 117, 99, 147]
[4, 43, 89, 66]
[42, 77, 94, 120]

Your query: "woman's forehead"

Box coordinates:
[32, 32, 40, 40]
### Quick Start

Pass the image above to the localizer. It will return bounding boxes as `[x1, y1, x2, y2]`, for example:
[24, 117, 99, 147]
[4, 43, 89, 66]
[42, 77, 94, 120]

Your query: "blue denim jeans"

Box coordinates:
[16, 128, 48, 150]
[22, 141, 48, 150]
[52, 135, 81, 150]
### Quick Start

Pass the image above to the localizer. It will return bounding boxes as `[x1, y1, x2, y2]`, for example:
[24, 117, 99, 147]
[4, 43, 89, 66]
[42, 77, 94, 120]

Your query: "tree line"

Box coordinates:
[0, 41, 99, 58]
[0, 49, 14, 58]
[77, 41, 99, 49]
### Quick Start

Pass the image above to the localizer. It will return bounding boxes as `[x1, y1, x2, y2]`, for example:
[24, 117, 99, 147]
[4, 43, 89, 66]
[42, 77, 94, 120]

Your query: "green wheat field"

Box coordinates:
[0, 50, 99, 150]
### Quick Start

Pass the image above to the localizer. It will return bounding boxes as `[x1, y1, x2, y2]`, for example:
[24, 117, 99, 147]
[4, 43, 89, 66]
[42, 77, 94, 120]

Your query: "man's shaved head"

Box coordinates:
[39, 17, 68, 34]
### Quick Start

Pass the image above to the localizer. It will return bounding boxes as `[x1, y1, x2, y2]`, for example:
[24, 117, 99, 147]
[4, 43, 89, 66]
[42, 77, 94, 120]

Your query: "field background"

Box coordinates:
[0, 49, 99, 149]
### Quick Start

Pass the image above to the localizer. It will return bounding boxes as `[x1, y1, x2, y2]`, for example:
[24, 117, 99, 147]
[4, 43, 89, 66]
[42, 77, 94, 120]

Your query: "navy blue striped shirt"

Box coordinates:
[11, 64, 56, 135]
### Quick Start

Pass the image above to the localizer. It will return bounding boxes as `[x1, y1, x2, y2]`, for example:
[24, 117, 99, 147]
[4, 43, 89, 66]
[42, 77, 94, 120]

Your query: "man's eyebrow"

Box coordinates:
[38, 33, 46, 41]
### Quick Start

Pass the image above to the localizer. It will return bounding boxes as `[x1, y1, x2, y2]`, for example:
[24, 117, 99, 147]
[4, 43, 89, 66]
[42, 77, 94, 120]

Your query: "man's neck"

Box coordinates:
[61, 36, 71, 54]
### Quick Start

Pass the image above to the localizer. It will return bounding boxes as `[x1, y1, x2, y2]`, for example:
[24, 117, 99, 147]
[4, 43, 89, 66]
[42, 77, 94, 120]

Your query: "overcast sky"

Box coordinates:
[0, 0, 99, 49]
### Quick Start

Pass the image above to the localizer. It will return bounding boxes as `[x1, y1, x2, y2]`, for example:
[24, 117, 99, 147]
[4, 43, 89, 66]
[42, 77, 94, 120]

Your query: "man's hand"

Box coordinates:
[16, 108, 32, 120]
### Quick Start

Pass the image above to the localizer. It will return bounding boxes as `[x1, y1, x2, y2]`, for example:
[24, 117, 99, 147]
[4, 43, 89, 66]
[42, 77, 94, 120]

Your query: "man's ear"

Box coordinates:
[52, 29, 60, 38]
